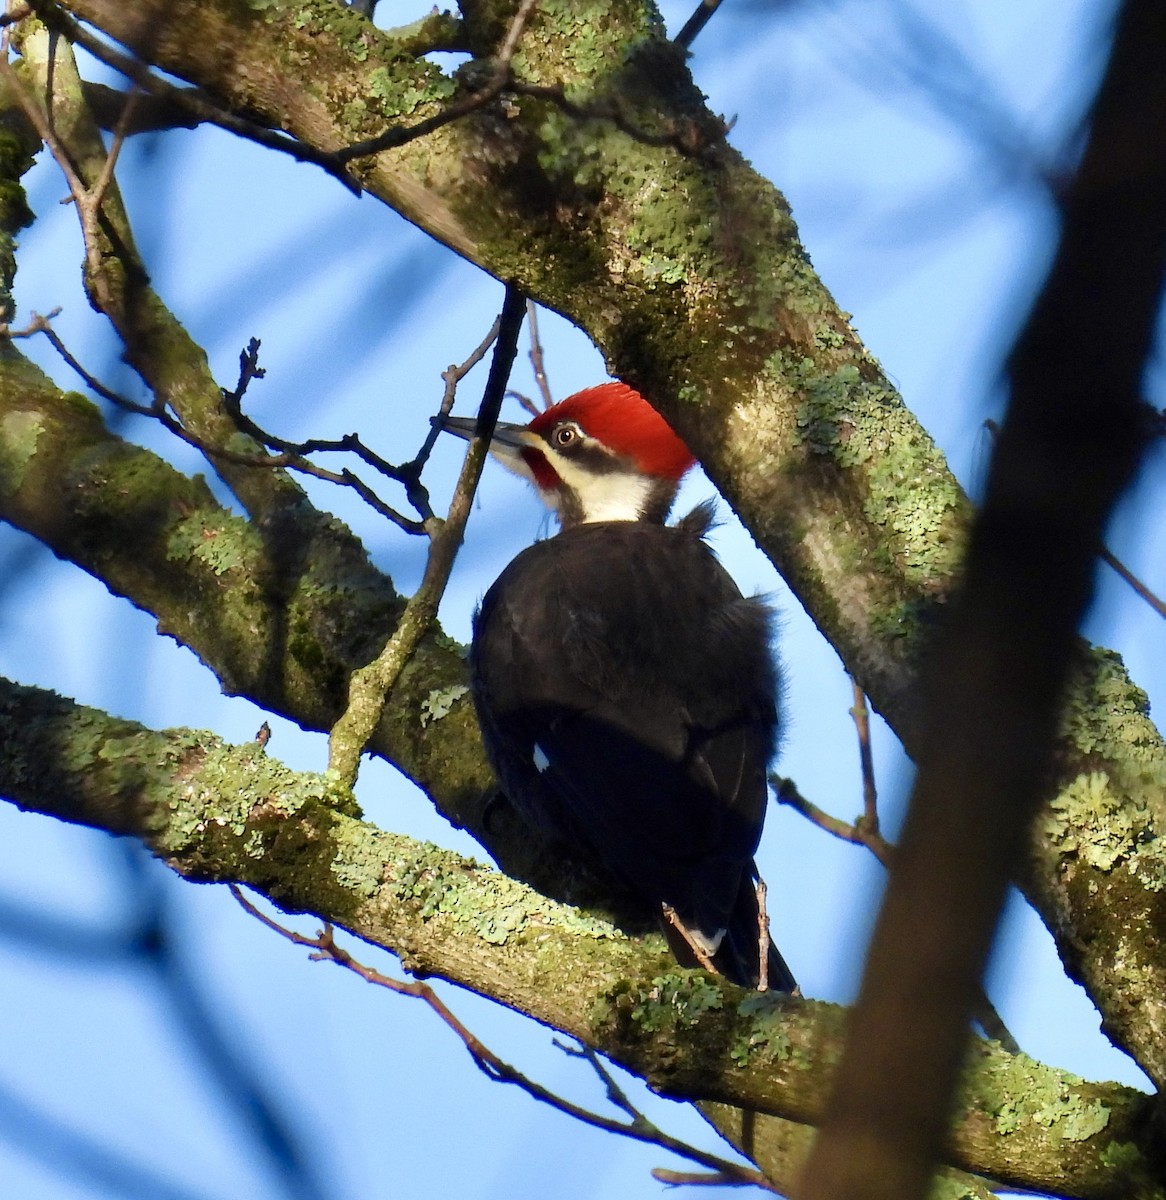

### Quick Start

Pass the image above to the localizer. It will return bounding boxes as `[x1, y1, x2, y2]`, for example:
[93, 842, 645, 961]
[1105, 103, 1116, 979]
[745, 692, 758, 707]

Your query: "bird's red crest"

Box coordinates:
[528, 383, 696, 480]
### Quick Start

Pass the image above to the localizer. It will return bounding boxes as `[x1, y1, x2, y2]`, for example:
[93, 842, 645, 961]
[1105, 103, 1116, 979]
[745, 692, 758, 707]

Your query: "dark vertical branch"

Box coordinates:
[797, 3, 1166, 1198]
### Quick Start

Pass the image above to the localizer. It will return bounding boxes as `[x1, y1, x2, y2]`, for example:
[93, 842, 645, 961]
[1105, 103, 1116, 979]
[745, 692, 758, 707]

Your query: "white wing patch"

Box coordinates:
[688, 926, 726, 955]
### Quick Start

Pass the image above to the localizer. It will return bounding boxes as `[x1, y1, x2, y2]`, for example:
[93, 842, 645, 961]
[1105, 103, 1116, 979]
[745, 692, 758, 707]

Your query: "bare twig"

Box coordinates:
[29, 315, 153, 414]
[773, 709, 1019, 1053]
[0, 52, 102, 285]
[674, 0, 725, 50]
[337, 0, 541, 163]
[1099, 545, 1166, 619]
[230, 885, 777, 1192]
[850, 680, 880, 835]
[4, 314, 427, 533]
[557, 1041, 777, 1191]
[660, 903, 719, 974]
[652, 1168, 767, 1189]
[526, 299, 553, 409]
[1, 307, 60, 338]
[772, 775, 894, 867]
[395, 317, 502, 513]
[22, 0, 360, 193]
[326, 286, 527, 786]
[216, 337, 427, 529]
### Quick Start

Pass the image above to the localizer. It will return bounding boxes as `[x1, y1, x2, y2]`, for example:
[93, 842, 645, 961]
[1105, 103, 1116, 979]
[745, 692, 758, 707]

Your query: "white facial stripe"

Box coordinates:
[488, 433, 655, 523]
[538, 450, 654, 523]
[532, 743, 550, 773]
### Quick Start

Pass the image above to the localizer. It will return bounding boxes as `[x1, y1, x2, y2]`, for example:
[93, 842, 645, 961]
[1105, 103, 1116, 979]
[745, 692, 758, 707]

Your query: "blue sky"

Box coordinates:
[1, 1, 1161, 1196]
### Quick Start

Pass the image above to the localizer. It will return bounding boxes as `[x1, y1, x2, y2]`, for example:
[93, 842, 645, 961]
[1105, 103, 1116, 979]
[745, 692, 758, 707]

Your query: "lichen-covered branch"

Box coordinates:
[0, 673, 1157, 1200]
[12, 17, 305, 525]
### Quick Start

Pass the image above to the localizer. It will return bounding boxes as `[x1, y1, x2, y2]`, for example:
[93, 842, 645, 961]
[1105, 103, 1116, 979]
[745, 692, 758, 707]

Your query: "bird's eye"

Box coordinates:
[553, 424, 578, 448]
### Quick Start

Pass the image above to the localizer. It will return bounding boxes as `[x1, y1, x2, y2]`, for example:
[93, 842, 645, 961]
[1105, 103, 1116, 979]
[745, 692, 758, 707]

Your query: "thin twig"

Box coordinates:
[22, 0, 360, 193]
[661, 903, 718, 974]
[850, 681, 881, 836]
[230, 885, 776, 1192]
[652, 1168, 766, 1189]
[216, 337, 428, 527]
[0, 52, 97, 278]
[337, 0, 541, 163]
[771, 775, 894, 867]
[88, 86, 140, 210]
[0, 307, 61, 338]
[557, 1041, 777, 1191]
[22, 313, 162, 415]
[5, 313, 428, 533]
[1099, 545, 1166, 619]
[326, 287, 527, 786]
[773, 695, 1020, 1055]
[674, 0, 725, 50]
[396, 317, 502, 513]
[526, 299, 553, 409]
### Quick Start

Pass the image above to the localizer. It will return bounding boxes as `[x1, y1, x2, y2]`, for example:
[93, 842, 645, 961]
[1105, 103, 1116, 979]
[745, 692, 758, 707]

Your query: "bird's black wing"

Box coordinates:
[471, 517, 791, 988]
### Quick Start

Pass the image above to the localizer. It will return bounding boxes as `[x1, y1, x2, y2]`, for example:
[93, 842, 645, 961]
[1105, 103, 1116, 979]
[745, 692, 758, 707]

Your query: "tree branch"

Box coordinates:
[327, 285, 525, 784]
[799, 0, 1166, 1194]
[0, 674, 1156, 1200]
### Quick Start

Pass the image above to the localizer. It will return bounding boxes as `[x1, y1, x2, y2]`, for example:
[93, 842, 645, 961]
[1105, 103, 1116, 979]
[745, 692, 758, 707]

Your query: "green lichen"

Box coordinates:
[1100, 1139, 1143, 1171]
[1040, 648, 1166, 887]
[390, 843, 621, 946]
[367, 60, 456, 119]
[1061, 648, 1163, 769]
[729, 989, 795, 1066]
[0, 408, 42, 495]
[625, 971, 724, 1032]
[1042, 767, 1166, 889]
[813, 320, 847, 350]
[780, 348, 965, 585]
[175, 739, 340, 841]
[329, 820, 390, 898]
[994, 1087, 1110, 1142]
[420, 684, 469, 727]
[166, 510, 261, 577]
[514, 0, 663, 91]
[960, 1047, 1111, 1144]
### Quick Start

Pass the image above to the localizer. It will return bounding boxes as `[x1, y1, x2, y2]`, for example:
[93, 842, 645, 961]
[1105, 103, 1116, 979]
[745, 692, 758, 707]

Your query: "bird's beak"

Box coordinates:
[436, 414, 539, 473]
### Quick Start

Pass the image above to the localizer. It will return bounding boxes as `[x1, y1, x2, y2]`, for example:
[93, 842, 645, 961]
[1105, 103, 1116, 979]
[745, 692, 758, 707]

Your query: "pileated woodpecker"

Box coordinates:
[445, 382, 794, 991]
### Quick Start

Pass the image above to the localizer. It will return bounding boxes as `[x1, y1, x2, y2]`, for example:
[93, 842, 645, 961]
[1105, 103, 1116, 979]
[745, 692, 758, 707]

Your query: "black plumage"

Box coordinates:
[470, 503, 795, 991]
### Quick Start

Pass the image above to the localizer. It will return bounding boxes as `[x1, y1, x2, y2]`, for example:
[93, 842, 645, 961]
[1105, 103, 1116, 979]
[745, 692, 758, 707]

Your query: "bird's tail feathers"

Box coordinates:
[660, 882, 797, 993]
